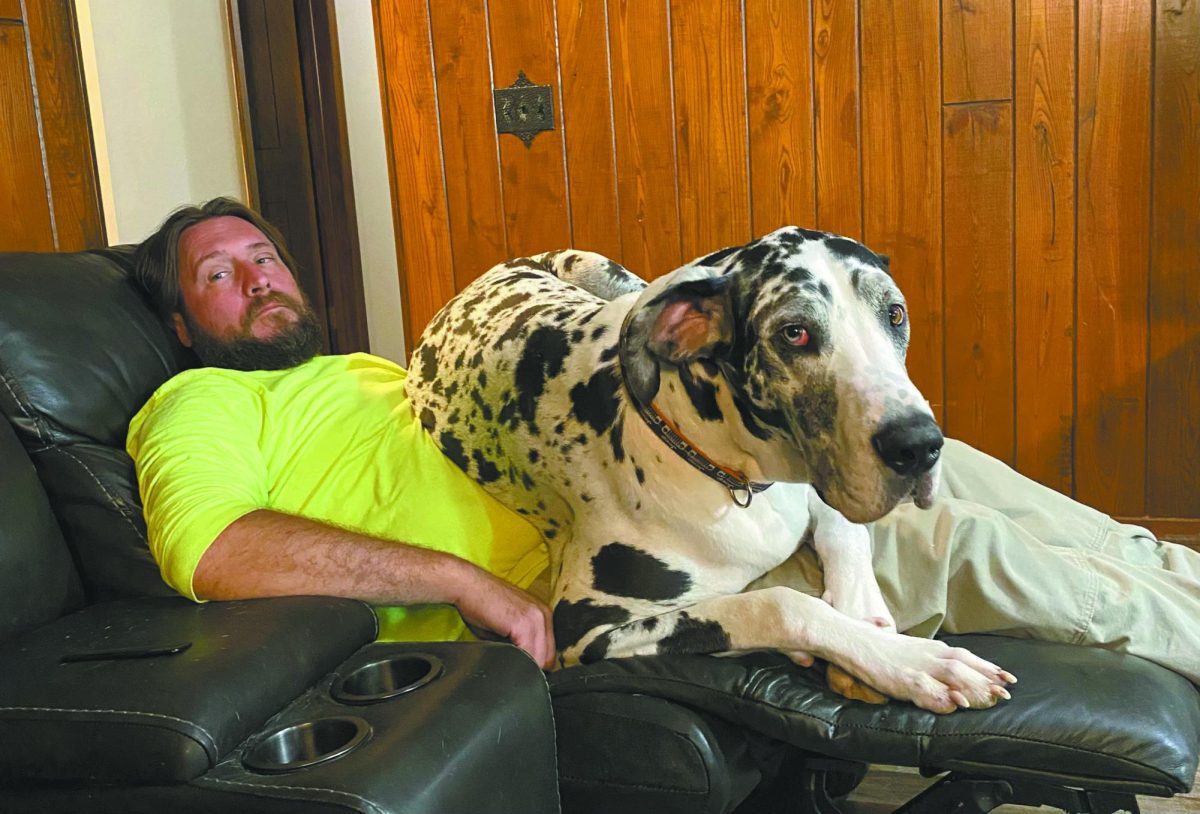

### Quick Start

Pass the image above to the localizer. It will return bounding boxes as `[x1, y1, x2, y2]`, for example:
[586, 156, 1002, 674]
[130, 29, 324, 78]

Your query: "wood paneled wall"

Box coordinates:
[374, 0, 1199, 535]
[0, 0, 104, 252]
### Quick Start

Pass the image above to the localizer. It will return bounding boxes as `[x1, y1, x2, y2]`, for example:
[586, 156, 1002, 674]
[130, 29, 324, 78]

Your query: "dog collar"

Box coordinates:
[618, 358, 772, 508]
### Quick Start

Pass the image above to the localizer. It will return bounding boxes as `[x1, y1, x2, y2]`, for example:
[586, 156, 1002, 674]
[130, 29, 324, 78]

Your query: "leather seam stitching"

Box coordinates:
[54, 446, 149, 545]
[0, 706, 217, 755]
[0, 370, 49, 444]
[194, 775, 383, 813]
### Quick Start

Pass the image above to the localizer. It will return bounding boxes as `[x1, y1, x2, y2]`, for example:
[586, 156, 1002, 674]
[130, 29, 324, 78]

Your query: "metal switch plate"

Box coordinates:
[493, 71, 554, 148]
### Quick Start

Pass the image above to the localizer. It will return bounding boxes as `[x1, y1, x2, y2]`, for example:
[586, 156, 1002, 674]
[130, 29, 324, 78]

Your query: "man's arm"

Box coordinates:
[194, 509, 555, 667]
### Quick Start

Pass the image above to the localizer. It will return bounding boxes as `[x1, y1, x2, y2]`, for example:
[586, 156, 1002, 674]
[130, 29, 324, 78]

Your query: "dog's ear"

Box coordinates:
[620, 271, 733, 404]
[645, 276, 733, 362]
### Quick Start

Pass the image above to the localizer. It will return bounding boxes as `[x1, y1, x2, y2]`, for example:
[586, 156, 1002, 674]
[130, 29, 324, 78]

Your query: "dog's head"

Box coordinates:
[620, 226, 941, 523]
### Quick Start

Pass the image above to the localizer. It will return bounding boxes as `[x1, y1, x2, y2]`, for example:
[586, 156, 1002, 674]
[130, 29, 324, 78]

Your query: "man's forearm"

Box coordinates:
[193, 508, 478, 605]
[192, 509, 557, 667]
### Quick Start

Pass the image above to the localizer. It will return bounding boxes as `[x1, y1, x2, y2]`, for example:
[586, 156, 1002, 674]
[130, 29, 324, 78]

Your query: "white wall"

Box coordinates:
[334, 0, 406, 363]
[77, 0, 246, 245]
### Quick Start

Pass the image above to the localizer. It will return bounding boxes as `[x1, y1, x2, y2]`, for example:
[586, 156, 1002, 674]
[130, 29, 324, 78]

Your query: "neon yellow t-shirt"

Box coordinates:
[126, 353, 547, 642]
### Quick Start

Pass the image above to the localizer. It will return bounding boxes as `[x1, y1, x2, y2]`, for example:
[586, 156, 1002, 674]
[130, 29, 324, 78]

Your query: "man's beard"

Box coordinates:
[184, 293, 324, 371]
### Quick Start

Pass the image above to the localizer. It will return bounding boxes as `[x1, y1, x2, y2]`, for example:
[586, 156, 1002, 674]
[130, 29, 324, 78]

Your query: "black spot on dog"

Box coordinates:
[471, 449, 501, 483]
[478, 371, 488, 388]
[440, 432, 469, 471]
[590, 325, 608, 341]
[448, 409, 461, 425]
[575, 433, 587, 445]
[825, 236, 886, 270]
[418, 344, 438, 381]
[419, 407, 436, 432]
[678, 365, 722, 422]
[696, 244, 741, 267]
[580, 631, 615, 663]
[816, 281, 832, 302]
[609, 415, 625, 462]
[498, 398, 518, 429]
[552, 595, 633, 653]
[521, 472, 534, 489]
[591, 542, 692, 601]
[498, 303, 554, 346]
[515, 325, 571, 423]
[570, 365, 621, 434]
[545, 528, 557, 539]
[792, 386, 838, 437]
[571, 329, 584, 343]
[794, 227, 826, 242]
[735, 241, 778, 271]
[489, 292, 527, 314]
[470, 389, 493, 421]
[658, 613, 732, 654]
[599, 342, 620, 363]
[635, 466, 645, 484]
[528, 449, 540, 463]
[554, 421, 566, 435]
[581, 493, 593, 502]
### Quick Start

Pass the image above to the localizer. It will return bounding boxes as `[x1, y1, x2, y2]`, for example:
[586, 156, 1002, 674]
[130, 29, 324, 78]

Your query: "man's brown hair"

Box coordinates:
[133, 197, 301, 320]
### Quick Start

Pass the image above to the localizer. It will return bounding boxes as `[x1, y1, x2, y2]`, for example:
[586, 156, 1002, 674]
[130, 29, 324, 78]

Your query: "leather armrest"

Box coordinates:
[0, 596, 377, 785]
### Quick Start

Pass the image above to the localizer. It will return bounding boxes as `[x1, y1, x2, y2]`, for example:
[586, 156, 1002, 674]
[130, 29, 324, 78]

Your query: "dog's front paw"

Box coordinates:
[837, 628, 1016, 714]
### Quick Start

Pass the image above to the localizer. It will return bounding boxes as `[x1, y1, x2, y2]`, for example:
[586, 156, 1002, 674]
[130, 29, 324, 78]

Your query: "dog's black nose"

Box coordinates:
[871, 414, 944, 476]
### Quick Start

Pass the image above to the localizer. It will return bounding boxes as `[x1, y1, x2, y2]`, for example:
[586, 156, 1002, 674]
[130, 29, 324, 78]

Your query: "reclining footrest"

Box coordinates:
[550, 634, 1200, 800]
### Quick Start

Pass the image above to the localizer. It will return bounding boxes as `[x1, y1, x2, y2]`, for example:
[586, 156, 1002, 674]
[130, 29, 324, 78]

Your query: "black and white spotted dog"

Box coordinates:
[406, 227, 1014, 713]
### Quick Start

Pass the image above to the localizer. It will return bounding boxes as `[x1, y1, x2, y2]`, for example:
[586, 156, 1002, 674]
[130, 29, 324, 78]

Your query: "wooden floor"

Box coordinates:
[842, 765, 1200, 813]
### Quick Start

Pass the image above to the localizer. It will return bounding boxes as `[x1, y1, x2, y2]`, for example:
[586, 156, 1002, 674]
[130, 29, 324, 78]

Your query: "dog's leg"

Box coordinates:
[807, 489, 894, 631]
[572, 587, 1014, 714]
[535, 250, 647, 301]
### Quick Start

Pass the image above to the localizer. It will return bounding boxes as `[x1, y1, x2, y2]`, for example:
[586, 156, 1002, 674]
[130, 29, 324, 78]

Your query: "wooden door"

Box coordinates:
[0, 0, 104, 252]
[373, 0, 1200, 541]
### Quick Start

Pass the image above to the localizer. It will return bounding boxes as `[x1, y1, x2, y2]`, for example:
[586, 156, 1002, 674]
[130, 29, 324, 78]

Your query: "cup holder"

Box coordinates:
[331, 653, 444, 705]
[243, 715, 371, 774]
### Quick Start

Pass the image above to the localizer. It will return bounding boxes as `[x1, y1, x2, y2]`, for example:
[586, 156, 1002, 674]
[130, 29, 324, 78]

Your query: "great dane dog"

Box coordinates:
[406, 226, 1015, 713]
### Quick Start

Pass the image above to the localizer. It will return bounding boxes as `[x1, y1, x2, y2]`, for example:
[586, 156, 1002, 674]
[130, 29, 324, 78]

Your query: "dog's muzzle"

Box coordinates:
[871, 413, 943, 510]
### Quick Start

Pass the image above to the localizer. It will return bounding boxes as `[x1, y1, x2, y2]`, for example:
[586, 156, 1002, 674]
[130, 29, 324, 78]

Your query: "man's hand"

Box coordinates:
[454, 572, 556, 668]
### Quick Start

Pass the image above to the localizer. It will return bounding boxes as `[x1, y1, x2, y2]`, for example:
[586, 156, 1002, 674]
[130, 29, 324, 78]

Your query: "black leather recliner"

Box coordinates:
[2, 246, 1198, 814]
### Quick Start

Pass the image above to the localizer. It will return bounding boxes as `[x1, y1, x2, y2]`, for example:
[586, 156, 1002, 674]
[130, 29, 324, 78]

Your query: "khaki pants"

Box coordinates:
[793, 439, 1200, 684]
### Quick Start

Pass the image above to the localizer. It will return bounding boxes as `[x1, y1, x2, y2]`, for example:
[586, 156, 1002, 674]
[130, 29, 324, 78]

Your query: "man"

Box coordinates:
[128, 198, 1200, 690]
[127, 198, 555, 666]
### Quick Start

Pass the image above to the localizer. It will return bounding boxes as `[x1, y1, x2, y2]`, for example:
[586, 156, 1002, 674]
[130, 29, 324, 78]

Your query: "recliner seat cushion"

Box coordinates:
[0, 247, 195, 599]
[550, 634, 1200, 796]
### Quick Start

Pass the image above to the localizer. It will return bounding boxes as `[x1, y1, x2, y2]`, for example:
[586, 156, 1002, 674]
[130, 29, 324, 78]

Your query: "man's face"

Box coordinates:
[174, 216, 322, 370]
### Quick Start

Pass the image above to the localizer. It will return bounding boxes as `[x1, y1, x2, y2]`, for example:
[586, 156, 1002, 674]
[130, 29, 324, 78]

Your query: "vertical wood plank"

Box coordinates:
[1147, 0, 1200, 516]
[669, 1, 751, 260]
[22, 0, 105, 249]
[813, 0, 862, 239]
[557, 0, 621, 260]
[1014, 0, 1075, 494]
[943, 0, 1014, 103]
[373, 0, 455, 352]
[0, 23, 55, 252]
[607, 0, 680, 278]
[487, 0, 571, 258]
[745, 0, 815, 237]
[861, 0, 944, 421]
[428, 0, 507, 289]
[943, 102, 1015, 462]
[1076, 0, 1151, 514]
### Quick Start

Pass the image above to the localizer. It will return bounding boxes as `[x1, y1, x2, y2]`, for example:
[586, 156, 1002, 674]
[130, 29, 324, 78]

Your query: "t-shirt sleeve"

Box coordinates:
[126, 373, 269, 600]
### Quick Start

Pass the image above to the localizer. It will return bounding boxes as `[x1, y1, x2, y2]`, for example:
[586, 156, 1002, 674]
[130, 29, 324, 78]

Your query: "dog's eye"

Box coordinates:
[781, 324, 810, 347]
[888, 304, 906, 327]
